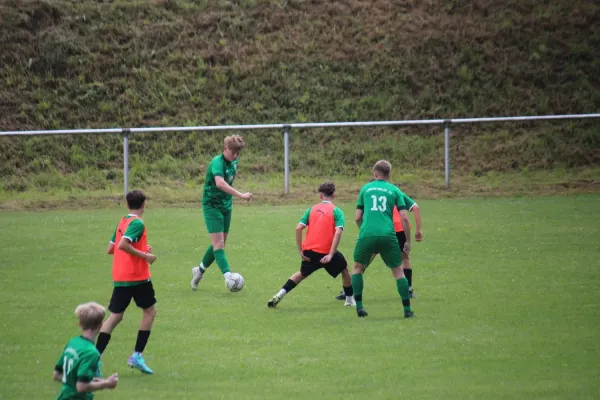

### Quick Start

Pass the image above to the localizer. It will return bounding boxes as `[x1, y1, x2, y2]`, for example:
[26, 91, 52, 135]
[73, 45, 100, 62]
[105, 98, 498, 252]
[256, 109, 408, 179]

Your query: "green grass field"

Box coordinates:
[1, 195, 599, 399]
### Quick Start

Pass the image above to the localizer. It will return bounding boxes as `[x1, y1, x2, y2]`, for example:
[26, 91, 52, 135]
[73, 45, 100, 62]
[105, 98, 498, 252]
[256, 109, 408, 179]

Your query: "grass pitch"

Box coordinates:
[0, 195, 598, 399]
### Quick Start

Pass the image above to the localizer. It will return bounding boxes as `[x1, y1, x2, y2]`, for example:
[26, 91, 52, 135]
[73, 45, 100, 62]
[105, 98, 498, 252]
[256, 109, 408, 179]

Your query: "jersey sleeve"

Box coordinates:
[403, 194, 416, 211]
[109, 225, 117, 244]
[299, 207, 311, 226]
[395, 189, 408, 211]
[123, 219, 145, 243]
[356, 186, 366, 210]
[76, 351, 100, 383]
[333, 207, 345, 229]
[210, 156, 225, 178]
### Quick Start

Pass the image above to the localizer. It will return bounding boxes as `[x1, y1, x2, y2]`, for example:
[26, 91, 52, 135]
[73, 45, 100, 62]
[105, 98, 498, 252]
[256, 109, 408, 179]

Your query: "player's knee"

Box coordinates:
[111, 312, 124, 323]
[144, 306, 157, 318]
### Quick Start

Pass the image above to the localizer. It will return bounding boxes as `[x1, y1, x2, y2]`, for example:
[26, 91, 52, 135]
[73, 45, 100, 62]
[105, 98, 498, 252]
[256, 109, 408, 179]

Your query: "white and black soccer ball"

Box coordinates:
[226, 273, 245, 292]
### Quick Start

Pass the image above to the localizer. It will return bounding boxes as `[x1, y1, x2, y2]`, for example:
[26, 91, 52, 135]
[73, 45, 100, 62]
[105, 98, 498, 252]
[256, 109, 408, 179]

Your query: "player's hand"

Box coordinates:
[240, 192, 253, 201]
[415, 231, 423, 242]
[145, 253, 157, 265]
[146, 244, 153, 252]
[403, 242, 411, 254]
[320, 254, 333, 264]
[105, 373, 118, 389]
[299, 251, 311, 262]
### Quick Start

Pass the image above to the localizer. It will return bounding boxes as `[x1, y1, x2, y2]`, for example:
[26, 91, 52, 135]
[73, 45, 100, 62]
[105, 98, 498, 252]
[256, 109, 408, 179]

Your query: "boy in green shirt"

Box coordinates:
[352, 160, 414, 318]
[53, 302, 118, 399]
[191, 135, 253, 290]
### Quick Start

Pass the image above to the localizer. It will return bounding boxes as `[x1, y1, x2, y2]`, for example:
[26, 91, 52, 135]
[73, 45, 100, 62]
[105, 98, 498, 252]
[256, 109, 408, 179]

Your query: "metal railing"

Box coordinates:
[2, 113, 599, 195]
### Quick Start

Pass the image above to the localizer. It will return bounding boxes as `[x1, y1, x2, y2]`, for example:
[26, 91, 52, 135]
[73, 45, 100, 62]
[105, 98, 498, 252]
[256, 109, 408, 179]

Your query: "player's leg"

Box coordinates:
[96, 287, 131, 355]
[336, 252, 376, 300]
[128, 282, 157, 374]
[267, 271, 305, 307]
[381, 235, 414, 318]
[192, 208, 222, 289]
[353, 237, 375, 317]
[397, 231, 414, 297]
[213, 209, 233, 279]
[324, 251, 355, 307]
[268, 251, 320, 307]
[403, 253, 414, 298]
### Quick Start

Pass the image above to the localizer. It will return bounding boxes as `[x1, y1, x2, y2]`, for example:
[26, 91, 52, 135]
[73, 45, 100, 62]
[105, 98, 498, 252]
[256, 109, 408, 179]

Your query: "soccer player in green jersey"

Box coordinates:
[336, 187, 423, 299]
[191, 135, 253, 290]
[352, 160, 414, 318]
[53, 302, 118, 399]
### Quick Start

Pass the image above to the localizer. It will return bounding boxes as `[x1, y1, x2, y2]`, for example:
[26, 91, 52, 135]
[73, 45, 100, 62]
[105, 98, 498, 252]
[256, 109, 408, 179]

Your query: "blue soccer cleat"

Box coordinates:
[128, 352, 154, 374]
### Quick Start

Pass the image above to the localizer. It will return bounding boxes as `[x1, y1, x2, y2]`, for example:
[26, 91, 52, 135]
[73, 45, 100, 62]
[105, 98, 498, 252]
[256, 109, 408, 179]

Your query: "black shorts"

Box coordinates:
[108, 281, 157, 314]
[300, 250, 348, 278]
[396, 231, 407, 250]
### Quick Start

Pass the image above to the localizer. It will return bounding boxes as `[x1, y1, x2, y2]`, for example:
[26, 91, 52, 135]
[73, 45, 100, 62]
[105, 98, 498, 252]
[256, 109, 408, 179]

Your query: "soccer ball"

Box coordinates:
[226, 273, 245, 292]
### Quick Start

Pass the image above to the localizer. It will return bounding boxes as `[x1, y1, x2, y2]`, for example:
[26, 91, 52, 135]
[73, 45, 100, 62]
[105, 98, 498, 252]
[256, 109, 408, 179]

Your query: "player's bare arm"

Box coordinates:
[295, 223, 311, 261]
[107, 242, 115, 254]
[399, 209, 411, 253]
[355, 209, 364, 227]
[118, 237, 156, 264]
[412, 204, 423, 241]
[214, 176, 253, 200]
[76, 373, 119, 393]
[321, 227, 343, 264]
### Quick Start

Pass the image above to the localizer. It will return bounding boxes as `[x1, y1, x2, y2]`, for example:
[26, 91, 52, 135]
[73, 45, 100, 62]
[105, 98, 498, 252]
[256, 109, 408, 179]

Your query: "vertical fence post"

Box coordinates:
[283, 125, 290, 194]
[444, 121, 451, 190]
[123, 129, 130, 197]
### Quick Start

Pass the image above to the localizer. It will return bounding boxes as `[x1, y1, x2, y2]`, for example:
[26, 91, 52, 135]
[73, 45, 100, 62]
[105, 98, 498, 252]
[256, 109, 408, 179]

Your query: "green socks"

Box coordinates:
[200, 245, 215, 272]
[396, 277, 412, 312]
[213, 248, 231, 275]
[351, 273, 364, 309]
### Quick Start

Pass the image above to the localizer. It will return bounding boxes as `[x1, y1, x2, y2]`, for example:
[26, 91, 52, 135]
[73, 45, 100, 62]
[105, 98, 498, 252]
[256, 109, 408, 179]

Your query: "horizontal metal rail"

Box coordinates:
[1, 113, 599, 194]
[1, 114, 599, 136]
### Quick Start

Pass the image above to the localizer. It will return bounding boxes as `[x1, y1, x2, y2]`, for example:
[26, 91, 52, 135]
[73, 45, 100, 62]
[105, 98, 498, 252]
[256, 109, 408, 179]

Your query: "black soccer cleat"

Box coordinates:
[335, 290, 345, 301]
[409, 288, 416, 299]
[404, 310, 415, 319]
[357, 308, 368, 318]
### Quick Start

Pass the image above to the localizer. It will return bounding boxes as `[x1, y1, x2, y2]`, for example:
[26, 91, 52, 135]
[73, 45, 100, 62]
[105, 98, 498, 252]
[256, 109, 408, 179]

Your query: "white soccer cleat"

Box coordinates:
[344, 296, 356, 307]
[191, 267, 203, 291]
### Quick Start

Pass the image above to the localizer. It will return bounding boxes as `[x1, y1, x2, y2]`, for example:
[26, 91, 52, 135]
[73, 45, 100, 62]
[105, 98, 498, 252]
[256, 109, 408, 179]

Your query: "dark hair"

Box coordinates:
[126, 190, 146, 209]
[318, 182, 335, 197]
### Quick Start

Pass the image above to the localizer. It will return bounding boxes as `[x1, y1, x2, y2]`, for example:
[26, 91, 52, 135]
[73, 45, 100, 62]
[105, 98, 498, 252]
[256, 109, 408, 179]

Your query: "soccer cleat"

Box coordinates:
[191, 267, 203, 291]
[344, 296, 356, 307]
[267, 294, 282, 308]
[409, 288, 416, 298]
[335, 290, 345, 301]
[357, 308, 368, 318]
[404, 310, 415, 319]
[128, 353, 154, 375]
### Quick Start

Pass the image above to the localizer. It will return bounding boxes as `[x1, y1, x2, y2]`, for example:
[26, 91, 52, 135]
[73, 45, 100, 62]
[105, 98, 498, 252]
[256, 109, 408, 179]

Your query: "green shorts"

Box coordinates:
[203, 207, 232, 234]
[354, 235, 402, 268]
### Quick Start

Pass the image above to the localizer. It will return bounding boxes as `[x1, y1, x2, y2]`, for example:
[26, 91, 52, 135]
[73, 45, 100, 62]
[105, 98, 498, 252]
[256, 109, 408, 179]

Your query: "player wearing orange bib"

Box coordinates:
[267, 182, 355, 308]
[95, 190, 157, 375]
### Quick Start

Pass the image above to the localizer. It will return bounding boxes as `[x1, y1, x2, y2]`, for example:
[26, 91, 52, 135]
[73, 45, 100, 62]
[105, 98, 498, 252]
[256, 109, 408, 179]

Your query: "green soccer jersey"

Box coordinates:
[54, 336, 101, 400]
[202, 154, 238, 211]
[356, 179, 408, 238]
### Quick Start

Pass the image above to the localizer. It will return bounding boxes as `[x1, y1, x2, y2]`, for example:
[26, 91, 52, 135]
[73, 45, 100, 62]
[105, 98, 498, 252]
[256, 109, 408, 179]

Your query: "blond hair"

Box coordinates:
[373, 160, 392, 178]
[224, 135, 246, 151]
[75, 302, 106, 330]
